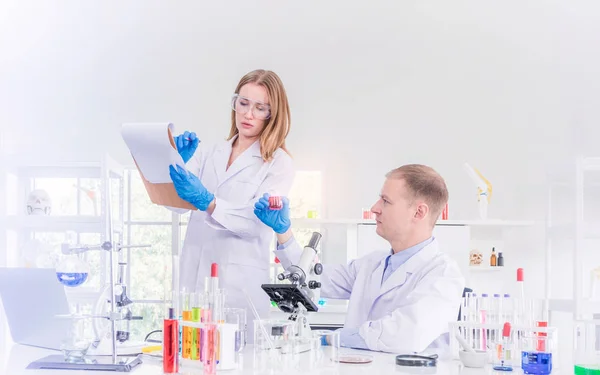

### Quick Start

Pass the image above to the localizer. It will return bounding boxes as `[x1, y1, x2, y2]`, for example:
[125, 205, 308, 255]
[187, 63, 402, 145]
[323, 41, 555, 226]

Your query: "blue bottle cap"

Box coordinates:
[482, 293, 488, 297]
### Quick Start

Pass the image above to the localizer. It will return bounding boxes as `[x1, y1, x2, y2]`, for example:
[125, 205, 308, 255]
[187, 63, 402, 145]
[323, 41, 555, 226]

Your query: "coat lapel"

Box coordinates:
[212, 135, 262, 187]
[366, 259, 387, 308]
[212, 139, 232, 187]
[378, 240, 439, 297]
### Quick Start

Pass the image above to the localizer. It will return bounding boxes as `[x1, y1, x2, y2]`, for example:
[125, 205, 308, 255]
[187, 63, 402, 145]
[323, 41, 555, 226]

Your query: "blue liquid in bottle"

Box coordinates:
[522, 351, 552, 375]
[56, 272, 88, 287]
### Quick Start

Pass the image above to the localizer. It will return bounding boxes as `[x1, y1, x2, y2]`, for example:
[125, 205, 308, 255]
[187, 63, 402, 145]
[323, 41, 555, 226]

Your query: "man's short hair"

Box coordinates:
[385, 164, 449, 224]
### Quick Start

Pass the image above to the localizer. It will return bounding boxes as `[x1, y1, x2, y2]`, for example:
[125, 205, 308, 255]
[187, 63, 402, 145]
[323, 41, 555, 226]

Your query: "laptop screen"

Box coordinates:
[0, 268, 71, 350]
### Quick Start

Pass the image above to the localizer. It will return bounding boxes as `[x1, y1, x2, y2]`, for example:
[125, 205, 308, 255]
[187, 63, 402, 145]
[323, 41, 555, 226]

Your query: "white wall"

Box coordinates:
[2, 0, 600, 357]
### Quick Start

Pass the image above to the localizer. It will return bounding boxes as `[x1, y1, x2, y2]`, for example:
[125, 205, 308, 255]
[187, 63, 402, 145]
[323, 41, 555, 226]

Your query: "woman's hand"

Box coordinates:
[174, 131, 199, 163]
[254, 193, 291, 234]
[169, 165, 214, 211]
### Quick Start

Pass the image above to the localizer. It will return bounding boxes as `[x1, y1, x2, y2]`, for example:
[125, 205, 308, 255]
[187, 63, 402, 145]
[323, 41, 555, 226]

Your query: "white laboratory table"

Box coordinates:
[0, 342, 574, 375]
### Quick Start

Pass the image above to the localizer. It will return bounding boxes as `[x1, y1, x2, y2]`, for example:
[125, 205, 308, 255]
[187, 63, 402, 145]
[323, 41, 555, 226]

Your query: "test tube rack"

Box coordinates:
[449, 321, 559, 368]
[178, 321, 239, 371]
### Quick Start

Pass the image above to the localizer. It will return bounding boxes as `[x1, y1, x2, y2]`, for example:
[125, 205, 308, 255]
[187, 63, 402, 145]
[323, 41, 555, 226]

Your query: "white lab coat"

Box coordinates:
[275, 238, 465, 354]
[169, 135, 294, 334]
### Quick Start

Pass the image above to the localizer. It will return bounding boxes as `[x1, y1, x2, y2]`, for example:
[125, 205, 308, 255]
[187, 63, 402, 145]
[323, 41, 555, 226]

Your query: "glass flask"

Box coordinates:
[56, 254, 90, 287]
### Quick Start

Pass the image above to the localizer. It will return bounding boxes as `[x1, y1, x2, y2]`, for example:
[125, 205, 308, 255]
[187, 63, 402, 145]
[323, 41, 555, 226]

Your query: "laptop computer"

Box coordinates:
[0, 267, 71, 350]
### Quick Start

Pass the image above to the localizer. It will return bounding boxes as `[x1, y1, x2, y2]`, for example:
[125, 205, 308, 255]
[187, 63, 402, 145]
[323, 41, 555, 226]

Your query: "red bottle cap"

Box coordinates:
[503, 322, 511, 337]
[517, 268, 524, 282]
[211, 263, 218, 277]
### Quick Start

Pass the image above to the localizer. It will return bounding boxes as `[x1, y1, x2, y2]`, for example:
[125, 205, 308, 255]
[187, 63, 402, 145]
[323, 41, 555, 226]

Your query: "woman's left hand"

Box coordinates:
[169, 165, 215, 211]
[254, 193, 291, 234]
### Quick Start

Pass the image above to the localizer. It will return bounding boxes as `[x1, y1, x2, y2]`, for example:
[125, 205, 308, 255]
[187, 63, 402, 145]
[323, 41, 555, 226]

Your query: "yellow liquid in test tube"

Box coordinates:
[182, 310, 192, 359]
[191, 307, 201, 360]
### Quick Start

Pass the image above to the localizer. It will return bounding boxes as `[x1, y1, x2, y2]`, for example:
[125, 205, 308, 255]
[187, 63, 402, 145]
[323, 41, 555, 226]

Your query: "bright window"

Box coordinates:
[27, 169, 322, 341]
[269, 171, 322, 282]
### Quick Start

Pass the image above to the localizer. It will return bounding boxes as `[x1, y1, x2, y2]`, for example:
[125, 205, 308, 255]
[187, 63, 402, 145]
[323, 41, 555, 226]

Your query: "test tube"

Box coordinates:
[502, 294, 512, 323]
[462, 292, 471, 322]
[470, 293, 478, 348]
[200, 289, 209, 362]
[213, 290, 224, 365]
[479, 294, 489, 350]
[163, 307, 179, 374]
[191, 292, 201, 361]
[225, 308, 247, 352]
[202, 308, 217, 375]
[182, 291, 192, 359]
[461, 292, 472, 347]
[492, 294, 502, 343]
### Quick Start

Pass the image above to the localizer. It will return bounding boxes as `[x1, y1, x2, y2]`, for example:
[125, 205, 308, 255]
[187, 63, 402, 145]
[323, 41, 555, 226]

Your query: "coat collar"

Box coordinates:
[213, 134, 262, 187]
[378, 239, 439, 297]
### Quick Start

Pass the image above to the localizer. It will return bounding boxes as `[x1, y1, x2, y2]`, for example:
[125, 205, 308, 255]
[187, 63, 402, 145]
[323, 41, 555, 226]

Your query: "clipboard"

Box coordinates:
[125, 124, 197, 210]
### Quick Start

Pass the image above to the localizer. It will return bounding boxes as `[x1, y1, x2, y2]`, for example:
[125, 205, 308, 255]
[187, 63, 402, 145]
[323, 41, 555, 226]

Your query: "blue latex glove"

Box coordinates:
[173, 131, 199, 163]
[169, 164, 214, 211]
[253, 193, 291, 234]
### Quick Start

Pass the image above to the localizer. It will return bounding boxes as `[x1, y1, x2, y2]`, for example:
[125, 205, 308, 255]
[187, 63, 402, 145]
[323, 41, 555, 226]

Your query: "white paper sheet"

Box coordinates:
[120, 122, 186, 183]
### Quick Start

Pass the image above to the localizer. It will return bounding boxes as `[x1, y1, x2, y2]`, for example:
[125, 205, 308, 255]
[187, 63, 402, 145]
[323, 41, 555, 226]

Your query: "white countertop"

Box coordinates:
[0, 341, 575, 375]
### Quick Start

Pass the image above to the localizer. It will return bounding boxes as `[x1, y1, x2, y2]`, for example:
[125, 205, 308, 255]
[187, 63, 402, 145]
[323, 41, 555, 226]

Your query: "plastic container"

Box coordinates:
[574, 320, 600, 375]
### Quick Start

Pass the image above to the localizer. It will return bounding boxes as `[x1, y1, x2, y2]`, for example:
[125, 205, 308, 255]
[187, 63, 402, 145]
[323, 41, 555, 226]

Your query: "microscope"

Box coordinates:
[261, 232, 323, 345]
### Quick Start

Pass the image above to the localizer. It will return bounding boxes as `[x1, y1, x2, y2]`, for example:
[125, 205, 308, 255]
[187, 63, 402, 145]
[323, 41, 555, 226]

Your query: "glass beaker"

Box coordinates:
[253, 319, 295, 373]
[520, 325, 556, 375]
[521, 299, 549, 328]
[60, 316, 94, 362]
[574, 320, 600, 375]
[312, 329, 340, 367]
[224, 307, 247, 352]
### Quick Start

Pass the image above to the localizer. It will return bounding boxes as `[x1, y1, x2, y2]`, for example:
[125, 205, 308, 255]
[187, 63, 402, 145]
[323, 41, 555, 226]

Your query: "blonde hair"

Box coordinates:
[386, 164, 449, 225]
[228, 69, 291, 161]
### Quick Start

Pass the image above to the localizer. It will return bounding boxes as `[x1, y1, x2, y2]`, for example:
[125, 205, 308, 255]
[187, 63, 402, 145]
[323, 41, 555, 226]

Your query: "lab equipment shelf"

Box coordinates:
[5, 215, 123, 233]
[292, 218, 534, 227]
[467, 266, 506, 272]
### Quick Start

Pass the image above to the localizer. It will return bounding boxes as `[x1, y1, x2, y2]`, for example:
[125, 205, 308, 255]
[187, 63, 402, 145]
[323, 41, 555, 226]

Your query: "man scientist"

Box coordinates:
[253, 164, 465, 354]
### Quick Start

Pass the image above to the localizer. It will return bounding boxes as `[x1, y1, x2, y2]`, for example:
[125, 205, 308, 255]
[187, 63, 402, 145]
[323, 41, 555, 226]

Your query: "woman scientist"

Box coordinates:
[167, 69, 295, 337]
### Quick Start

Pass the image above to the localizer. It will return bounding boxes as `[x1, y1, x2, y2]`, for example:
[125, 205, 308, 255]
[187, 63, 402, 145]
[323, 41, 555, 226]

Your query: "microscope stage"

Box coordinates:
[261, 284, 319, 313]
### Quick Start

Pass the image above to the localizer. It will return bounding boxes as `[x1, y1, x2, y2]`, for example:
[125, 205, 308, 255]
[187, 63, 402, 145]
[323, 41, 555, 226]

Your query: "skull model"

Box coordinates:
[27, 189, 52, 215]
[469, 249, 483, 266]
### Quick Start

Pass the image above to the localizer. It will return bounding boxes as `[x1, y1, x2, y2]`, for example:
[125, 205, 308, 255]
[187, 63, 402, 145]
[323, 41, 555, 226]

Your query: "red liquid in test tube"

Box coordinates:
[269, 196, 282, 210]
